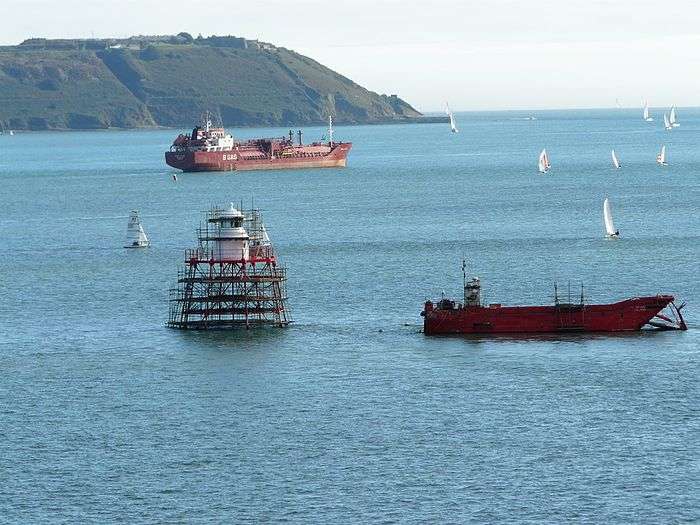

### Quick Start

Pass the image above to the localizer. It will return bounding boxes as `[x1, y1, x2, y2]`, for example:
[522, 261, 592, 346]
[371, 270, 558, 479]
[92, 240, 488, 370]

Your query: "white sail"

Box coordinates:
[124, 210, 150, 248]
[261, 224, 271, 246]
[656, 145, 667, 165]
[446, 104, 458, 133]
[643, 101, 653, 121]
[664, 113, 672, 130]
[611, 149, 621, 169]
[137, 224, 149, 244]
[670, 105, 679, 127]
[603, 198, 618, 237]
[538, 148, 550, 173]
[449, 112, 458, 133]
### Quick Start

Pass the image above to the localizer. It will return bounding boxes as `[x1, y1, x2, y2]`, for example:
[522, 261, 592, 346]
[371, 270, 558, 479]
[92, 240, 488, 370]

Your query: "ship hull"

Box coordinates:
[423, 295, 675, 335]
[166, 143, 352, 172]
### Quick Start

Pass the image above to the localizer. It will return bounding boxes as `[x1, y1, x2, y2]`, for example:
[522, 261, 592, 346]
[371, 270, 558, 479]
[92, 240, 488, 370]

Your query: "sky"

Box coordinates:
[1, 0, 699, 112]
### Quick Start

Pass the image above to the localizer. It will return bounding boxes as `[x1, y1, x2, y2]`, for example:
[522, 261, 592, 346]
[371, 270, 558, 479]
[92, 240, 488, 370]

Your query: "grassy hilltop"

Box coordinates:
[0, 33, 423, 131]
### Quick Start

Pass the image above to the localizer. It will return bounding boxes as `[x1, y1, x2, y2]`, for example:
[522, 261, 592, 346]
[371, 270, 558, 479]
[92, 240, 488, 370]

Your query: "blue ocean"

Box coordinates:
[0, 109, 697, 523]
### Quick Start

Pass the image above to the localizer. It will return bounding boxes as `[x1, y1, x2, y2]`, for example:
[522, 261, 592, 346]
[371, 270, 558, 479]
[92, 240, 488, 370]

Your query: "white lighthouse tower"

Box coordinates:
[209, 203, 249, 261]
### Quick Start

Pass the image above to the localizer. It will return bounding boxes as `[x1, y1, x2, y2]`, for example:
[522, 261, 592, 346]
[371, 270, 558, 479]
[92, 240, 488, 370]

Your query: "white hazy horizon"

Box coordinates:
[1, 0, 698, 113]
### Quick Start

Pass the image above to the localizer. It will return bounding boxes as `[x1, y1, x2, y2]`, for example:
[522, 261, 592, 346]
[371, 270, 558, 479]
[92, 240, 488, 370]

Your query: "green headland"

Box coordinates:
[0, 33, 430, 131]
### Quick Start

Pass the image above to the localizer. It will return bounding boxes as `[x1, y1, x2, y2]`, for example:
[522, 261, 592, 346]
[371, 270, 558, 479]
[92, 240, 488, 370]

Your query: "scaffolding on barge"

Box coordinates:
[167, 204, 291, 329]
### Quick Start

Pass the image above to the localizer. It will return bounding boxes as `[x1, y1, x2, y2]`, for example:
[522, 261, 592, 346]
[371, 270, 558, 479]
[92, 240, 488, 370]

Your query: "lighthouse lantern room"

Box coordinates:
[208, 203, 250, 261]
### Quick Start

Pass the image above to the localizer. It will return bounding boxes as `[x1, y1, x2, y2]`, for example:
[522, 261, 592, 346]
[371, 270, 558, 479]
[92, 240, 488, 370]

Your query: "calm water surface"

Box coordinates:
[0, 109, 698, 523]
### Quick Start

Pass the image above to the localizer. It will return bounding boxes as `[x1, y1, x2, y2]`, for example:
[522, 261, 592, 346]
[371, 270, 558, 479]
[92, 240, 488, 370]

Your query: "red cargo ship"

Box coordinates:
[422, 263, 687, 335]
[165, 114, 351, 172]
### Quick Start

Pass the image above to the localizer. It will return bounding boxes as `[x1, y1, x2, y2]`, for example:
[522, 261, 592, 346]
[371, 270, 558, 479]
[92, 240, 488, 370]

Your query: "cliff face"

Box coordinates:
[0, 34, 421, 130]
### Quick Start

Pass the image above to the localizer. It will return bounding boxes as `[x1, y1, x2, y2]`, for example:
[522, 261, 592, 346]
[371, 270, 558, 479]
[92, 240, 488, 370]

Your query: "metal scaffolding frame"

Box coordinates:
[167, 206, 291, 330]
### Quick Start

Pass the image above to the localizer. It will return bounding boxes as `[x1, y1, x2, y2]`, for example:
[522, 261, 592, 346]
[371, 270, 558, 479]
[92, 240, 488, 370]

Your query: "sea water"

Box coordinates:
[0, 109, 697, 522]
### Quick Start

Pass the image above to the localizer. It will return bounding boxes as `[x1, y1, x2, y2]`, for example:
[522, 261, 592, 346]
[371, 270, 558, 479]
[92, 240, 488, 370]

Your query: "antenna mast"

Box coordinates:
[328, 115, 334, 145]
[462, 258, 467, 304]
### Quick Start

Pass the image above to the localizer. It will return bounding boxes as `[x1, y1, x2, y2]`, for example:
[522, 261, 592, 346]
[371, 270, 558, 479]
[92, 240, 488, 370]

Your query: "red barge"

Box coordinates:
[165, 114, 351, 172]
[422, 263, 687, 335]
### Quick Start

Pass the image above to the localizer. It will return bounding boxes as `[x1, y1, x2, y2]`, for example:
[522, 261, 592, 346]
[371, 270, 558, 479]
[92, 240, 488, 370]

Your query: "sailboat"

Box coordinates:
[663, 113, 673, 131]
[124, 210, 150, 248]
[643, 101, 654, 122]
[538, 148, 551, 173]
[670, 106, 680, 127]
[611, 149, 621, 169]
[446, 103, 458, 133]
[656, 145, 668, 166]
[603, 198, 619, 238]
[261, 224, 272, 246]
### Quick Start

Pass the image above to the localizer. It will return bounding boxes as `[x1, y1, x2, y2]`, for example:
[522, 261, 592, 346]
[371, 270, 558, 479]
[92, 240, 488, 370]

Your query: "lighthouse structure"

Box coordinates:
[167, 203, 291, 329]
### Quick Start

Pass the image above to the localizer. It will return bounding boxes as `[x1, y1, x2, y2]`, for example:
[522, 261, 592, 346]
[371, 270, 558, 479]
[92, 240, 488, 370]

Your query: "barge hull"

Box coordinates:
[423, 295, 675, 335]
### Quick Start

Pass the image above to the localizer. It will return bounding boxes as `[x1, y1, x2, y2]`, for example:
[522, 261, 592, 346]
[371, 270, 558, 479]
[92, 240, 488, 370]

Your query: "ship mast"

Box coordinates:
[462, 258, 467, 304]
[462, 259, 481, 307]
[328, 115, 334, 145]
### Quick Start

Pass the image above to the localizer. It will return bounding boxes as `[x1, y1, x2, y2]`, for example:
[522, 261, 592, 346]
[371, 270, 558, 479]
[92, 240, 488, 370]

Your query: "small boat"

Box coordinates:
[664, 113, 672, 131]
[656, 145, 668, 165]
[446, 103, 458, 133]
[643, 101, 654, 122]
[611, 149, 621, 169]
[538, 148, 551, 173]
[9, 130, 14, 136]
[124, 210, 150, 248]
[603, 198, 619, 238]
[670, 105, 680, 127]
